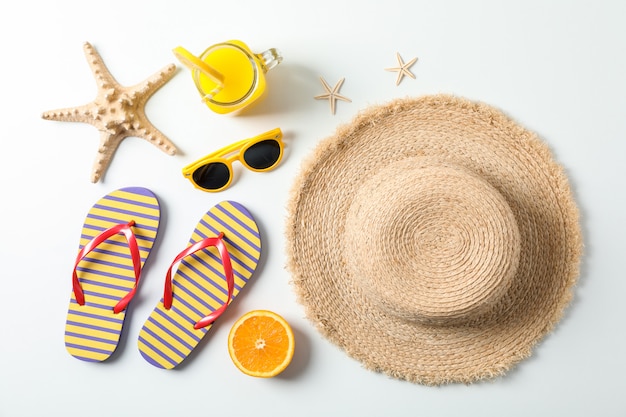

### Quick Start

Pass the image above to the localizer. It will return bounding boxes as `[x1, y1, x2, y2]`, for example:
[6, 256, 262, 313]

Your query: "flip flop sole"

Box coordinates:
[138, 201, 261, 369]
[65, 187, 160, 362]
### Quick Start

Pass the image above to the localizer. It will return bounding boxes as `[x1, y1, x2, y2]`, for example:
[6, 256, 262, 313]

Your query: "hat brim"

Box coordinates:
[286, 95, 582, 385]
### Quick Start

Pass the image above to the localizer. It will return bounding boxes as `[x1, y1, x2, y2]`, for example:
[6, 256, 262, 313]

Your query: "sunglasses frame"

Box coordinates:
[182, 128, 284, 192]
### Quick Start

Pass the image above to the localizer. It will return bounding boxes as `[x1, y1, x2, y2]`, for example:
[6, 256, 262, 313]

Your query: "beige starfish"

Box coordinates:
[42, 42, 178, 183]
[385, 52, 418, 85]
[314, 77, 351, 115]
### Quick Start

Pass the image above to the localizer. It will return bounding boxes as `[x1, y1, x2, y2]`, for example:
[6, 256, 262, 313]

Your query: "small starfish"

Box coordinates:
[385, 52, 418, 85]
[42, 42, 178, 183]
[314, 77, 351, 115]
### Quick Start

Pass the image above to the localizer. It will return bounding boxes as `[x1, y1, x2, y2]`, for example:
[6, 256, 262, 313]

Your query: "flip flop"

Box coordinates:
[64, 187, 160, 362]
[137, 201, 261, 369]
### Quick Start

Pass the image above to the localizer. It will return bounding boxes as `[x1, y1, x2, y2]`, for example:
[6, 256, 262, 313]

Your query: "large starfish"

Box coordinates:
[314, 77, 351, 115]
[385, 52, 418, 85]
[42, 42, 178, 183]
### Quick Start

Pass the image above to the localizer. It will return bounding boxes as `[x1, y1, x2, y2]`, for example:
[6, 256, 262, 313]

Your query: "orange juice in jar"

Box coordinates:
[173, 40, 282, 114]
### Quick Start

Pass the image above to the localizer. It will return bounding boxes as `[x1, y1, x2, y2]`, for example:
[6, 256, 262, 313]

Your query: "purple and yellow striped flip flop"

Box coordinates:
[137, 201, 261, 369]
[64, 187, 160, 362]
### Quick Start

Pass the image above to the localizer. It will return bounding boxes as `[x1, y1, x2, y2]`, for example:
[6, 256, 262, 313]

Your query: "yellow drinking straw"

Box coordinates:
[172, 46, 225, 101]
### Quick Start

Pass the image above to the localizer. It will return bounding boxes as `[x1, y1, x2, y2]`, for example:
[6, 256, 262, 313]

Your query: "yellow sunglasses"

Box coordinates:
[182, 128, 283, 192]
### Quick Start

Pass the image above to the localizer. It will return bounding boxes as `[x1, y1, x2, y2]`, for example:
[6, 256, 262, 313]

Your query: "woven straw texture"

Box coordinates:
[286, 95, 582, 385]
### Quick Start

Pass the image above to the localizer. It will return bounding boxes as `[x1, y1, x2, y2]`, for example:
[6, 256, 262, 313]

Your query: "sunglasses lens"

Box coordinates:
[192, 162, 230, 190]
[243, 140, 281, 170]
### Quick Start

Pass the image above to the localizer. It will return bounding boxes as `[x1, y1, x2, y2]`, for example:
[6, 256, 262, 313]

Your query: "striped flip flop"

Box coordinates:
[64, 187, 160, 362]
[138, 201, 261, 369]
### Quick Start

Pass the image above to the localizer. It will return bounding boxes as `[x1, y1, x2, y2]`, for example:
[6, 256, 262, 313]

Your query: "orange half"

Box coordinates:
[228, 310, 295, 378]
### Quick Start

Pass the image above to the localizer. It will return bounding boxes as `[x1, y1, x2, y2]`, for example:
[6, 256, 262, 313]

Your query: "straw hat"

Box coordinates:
[286, 95, 582, 385]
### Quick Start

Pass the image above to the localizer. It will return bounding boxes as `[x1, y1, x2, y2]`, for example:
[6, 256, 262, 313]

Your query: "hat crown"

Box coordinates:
[344, 158, 521, 326]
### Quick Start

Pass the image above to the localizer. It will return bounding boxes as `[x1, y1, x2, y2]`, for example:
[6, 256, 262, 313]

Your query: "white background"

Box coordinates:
[1, 1, 625, 416]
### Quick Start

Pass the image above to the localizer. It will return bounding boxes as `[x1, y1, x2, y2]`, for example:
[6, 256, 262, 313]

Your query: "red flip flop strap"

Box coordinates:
[72, 221, 141, 313]
[163, 232, 234, 329]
